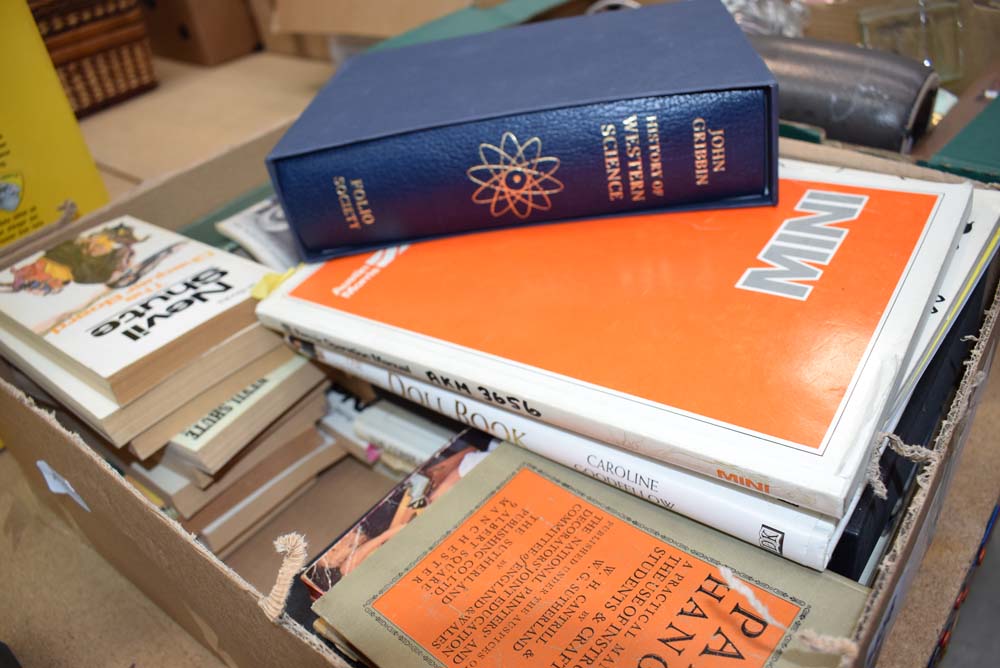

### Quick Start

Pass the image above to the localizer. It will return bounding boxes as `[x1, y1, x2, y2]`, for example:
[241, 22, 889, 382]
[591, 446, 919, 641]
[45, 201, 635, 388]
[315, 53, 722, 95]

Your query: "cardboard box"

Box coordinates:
[248, 0, 334, 61]
[251, 0, 485, 63]
[805, 0, 1000, 96]
[247, 0, 469, 63]
[0, 450, 224, 667]
[0, 129, 996, 667]
[78, 53, 332, 185]
[141, 0, 260, 66]
[271, 0, 470, 38]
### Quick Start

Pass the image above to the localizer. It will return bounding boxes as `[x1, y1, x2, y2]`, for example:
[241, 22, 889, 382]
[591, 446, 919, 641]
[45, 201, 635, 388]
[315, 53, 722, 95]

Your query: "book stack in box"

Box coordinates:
[2, 1, 999, 666]
[318, 385, 462, 480]
[0, 216, 341, 556]
[253, 159, 1000, 664]
[184, 2, 999, 663]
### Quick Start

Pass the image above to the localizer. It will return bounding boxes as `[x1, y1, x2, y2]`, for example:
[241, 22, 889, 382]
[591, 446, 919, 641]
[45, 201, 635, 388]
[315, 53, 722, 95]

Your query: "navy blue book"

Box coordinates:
[268, 0, 778, 260]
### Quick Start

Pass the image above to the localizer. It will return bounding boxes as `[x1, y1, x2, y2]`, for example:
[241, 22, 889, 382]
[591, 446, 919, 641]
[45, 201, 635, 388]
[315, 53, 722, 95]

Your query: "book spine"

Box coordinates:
[351, 422, 436, 471]
[257, 308, 845, 516]
[315, 346, 842, 570]
[272, 90, 769, 258]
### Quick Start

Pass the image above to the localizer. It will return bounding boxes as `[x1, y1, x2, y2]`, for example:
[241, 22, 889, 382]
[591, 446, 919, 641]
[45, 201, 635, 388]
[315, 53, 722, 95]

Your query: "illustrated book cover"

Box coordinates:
[0, 215, 268, 404]
[313, 443, 869, 668]
[301, 429, 493, 600]
[257, 159, 972, 516]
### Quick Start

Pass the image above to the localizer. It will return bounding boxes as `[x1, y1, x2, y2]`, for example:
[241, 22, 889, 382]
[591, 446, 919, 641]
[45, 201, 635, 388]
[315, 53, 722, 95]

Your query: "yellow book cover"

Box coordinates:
[0, 0, 108, 250]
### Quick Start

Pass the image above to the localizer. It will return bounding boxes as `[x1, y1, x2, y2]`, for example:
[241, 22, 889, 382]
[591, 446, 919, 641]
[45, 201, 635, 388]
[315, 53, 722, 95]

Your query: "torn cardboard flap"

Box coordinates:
[851, 276, 1000, 666]
[0, 451, 226, 667]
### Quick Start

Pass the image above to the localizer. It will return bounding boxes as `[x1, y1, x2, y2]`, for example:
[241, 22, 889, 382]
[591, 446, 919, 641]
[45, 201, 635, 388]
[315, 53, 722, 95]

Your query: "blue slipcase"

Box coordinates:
[268, 0, 778, 260]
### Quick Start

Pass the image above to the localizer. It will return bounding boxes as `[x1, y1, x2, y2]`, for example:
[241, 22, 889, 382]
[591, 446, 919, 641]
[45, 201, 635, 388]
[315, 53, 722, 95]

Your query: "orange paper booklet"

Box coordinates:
[0, 216, 267, 405]
[313, 443, 868, 668]
[257, 159, 972, 516]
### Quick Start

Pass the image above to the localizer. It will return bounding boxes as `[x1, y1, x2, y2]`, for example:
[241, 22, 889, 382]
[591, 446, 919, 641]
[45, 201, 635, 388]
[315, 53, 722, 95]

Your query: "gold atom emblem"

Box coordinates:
[467, 132, 564, 219]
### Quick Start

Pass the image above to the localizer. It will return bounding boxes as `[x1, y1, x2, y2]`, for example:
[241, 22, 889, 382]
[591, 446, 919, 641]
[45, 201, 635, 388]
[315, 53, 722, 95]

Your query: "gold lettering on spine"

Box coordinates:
[350, 179, 377, 226]
[601, 124, 624, 202]
[623, 115, 645, 202]
[692, 118, 709, 186]
[333, 176, 376, 230]
[645, 115, 664, 197]
[692, 119, 727, 186]
[601, 112, 668, 202]
[333, 176, 361, 229]
[709, 128, 726, 173]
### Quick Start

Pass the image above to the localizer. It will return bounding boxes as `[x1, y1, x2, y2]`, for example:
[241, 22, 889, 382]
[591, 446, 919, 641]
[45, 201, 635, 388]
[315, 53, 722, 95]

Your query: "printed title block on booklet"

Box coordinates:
[267, 0, 778, 260]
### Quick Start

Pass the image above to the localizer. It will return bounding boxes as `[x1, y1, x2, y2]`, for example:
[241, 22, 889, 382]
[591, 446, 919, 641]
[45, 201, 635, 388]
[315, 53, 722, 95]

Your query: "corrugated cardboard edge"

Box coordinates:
[0, 379, 348, 668]
[850, 275, 1000, 667]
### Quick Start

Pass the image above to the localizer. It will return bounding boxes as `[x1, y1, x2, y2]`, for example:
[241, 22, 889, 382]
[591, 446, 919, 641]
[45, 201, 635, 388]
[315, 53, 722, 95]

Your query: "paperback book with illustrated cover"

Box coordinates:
[313, 443, 868, 668]
[0, 216, 267, 404]
[257, 159, 972, 517]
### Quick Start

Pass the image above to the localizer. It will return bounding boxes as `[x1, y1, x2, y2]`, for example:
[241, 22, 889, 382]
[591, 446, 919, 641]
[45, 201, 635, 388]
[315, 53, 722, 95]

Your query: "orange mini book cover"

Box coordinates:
[314, 444, 868, 668]
[258, 159, 972, 516]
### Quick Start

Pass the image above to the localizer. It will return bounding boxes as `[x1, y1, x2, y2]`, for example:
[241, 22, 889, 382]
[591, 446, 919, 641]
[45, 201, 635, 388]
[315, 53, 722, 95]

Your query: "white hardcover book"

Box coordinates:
[258, 160, 971, 517]
[285, 193, 1000, 570]
[317, 345, 851, 570]
[888, 189, 1000, 423]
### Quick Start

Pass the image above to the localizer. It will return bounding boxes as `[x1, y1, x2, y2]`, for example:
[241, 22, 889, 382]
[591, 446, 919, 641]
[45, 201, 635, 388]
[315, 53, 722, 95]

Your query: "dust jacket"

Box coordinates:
[267, 0, 778, 260]
[314, 443, 868, 668]
[256, 159, 972, 517]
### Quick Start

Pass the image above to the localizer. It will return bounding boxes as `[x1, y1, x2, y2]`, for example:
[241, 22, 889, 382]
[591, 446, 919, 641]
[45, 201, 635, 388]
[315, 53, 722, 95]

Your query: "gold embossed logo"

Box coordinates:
[467, 132, 563, 219]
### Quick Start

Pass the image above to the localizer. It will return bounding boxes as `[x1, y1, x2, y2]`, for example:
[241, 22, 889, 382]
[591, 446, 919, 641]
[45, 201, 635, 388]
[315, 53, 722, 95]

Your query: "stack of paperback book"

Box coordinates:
[252, 158, 1000, 666]
[0, 216, 340, 555]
